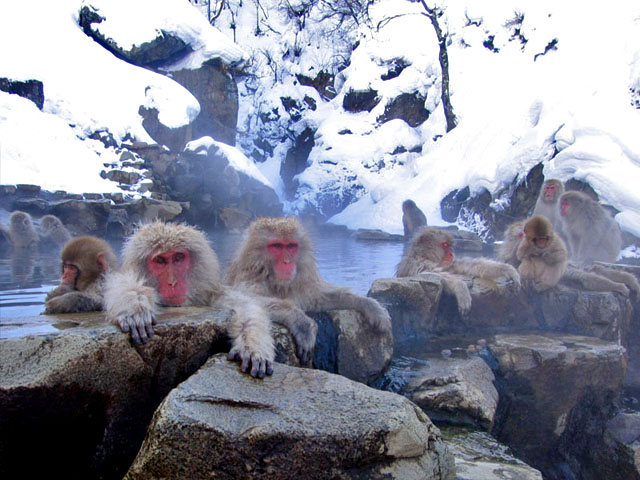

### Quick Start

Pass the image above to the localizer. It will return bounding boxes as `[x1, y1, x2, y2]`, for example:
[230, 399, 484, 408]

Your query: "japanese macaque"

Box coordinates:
[533, 179, 564, 229]
[104, 221, 275, 378]
[225, 217, 392, 363]
[44, 236, 118, 314]
[516, 216, 568, 291]
[2, 211, 39, 249]
[496, 220, 525, 267]
[38, 214, 72, 248]
[499, 217, 635, 296]
[396, 227, 520, 314]
[402, 199, 427, 237]
[559, 190, 622, 264]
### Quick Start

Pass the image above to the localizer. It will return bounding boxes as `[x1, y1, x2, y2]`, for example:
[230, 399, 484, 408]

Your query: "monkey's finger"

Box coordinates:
[251, 354, 265, 378]
[118, 318, 130, 333]
[130, 326, 142, 346]
[137, 324, 149, 345]
[265, 360, 274, 376]
[240, 354, 250, 373]
[145, 322, 155, 341]
[151, 315, 157, 325]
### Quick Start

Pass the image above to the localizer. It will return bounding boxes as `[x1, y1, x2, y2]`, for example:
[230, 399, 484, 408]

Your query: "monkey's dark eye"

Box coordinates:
[174, 253, 185, 262]
[269, 243, 284, 250]
[155, 256, 167, 264]
[286, 243, 297, 250]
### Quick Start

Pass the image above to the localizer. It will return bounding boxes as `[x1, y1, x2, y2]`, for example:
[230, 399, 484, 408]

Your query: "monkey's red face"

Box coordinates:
[61, 263, 79, 286]
[560, 199, 570, 217]
[267, 240, 299, 281]
[441, 241, 454, 266]
[531, 235, 550, 249]
[544, 184, 558, 201]
[147, 249, 191, 305]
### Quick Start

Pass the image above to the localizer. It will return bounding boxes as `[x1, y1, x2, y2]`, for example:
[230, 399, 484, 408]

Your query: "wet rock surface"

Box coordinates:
[489, 333, 628, 480]
[0, 306, 392, 479]
[125, 354, 454, 480]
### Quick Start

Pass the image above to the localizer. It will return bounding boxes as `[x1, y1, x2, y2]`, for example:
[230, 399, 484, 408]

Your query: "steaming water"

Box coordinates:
[0, 228, 405, 320]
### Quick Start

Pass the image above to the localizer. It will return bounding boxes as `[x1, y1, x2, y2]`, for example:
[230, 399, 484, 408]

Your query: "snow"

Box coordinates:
[0, 0, 639, 242]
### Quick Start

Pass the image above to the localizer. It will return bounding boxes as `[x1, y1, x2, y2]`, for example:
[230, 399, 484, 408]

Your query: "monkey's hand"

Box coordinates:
[228, 347, 274, 379]
[224, 290, 276, 378]
[288, 313, 318, 366]
[104, 271, 157, 346]
[358, 297, 392, 333]
[612, 283, 630, 297]
[45, 283, 74, 302]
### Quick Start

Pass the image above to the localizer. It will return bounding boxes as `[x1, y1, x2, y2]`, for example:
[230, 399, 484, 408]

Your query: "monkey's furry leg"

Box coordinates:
[222, 290, 275, 378]
[45, 283, 75, 302]
[563, 265, 629, 296]
[104, 270, 157, 345]
[453, 258, 521, 287]
[44, 289, 103, 314]
[314, 286, 392, 333]
[266, 299, 317, 365]
[589, 264, 640, 298]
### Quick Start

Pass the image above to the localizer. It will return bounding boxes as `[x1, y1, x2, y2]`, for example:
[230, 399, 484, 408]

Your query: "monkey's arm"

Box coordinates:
[453, 258, 521, 287]
[45, 283, 74, 301]
[312, 284, 392, 333]
[264, 298, 317, 366]
[44, 288, 103, 314]
[439, 273, 472, 315]
[221, 289, 275, 378]
[104, 270, 157, 345]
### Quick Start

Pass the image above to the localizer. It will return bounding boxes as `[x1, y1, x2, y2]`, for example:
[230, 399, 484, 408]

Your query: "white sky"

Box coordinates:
[0, 0, 639, 241]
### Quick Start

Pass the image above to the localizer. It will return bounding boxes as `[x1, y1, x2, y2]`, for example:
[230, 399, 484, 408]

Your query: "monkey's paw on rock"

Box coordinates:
[124, 354, 455, 480]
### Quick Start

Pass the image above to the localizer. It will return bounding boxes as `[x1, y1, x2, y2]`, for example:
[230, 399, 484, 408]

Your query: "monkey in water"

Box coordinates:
[44, 236, 118, 313]
[225, 217, 392, 364]
[104, 221, 276, 378]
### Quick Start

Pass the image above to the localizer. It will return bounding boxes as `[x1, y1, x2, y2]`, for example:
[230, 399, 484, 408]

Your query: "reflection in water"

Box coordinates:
[0, 228, 406, 319]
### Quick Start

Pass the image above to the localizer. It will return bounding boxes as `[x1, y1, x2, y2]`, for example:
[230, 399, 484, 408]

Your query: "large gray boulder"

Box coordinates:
[0, 305, 392, 479]
[125, 354, 455, 480]
[405, 356, 499, 431]
[444, 428, 543, 480]
[488, 333, 627, 480]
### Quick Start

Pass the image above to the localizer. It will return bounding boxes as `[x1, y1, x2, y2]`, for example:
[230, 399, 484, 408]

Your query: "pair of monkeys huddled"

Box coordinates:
[44, 218, 392, 378]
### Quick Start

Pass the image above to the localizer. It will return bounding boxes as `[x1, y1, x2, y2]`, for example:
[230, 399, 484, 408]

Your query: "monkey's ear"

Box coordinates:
[518, 232, 524, 239]
[97, 252, 108, 272]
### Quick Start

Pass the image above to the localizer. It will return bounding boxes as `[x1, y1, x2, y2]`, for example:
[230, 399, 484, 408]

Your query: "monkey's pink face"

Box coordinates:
[147, 249, 191, 305]
[267, 240, 299, 281]
[544, 184, 558, 201]
[532, 235, 550, 249]
[560, 199, 570, 217]
[61, 263, 79, 285]
[441, 241, 454, 266]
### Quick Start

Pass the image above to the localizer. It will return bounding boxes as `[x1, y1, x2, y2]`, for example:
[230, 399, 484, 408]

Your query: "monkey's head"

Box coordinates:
[559, 191, 586, 218]
[122, 221, 220, 306]
[10, 211, 33, 232]
[412, 228, 455, 266]
[226, 217, 319, 292]
[402, 200, 417, 214]
[541, 179, 563, 203]
[61, 236, 117, 291]
[523, 216, 552, 249]
[40, 215, 61, 233]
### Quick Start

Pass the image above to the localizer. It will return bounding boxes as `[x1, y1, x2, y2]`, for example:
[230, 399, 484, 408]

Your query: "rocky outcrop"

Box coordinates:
[0, 77, 44, 109]
[443, 428, 543, 480]
[368, 275, 632, 348]
[488, 333, 628, 480]
[0, 305, 392, 479]
[125, 354, 455, 480]
[405, 356, 499, 431]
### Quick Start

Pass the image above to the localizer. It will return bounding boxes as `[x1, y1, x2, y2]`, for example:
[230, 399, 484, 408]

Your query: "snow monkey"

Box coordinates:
[38, 214, 72, 248]
[500, 217, 636, 296]
[559, 190, 622, 265]
[44, 236, 118, 314]
[104, 221, 275, 378]
[402, 199, 427, 237]
[225, 217, 393, 364]
[396, 227, 520, 314]
[533, 179, 564, 228]
[1, 211, 39, 249]
[516, 216, 568, 291]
